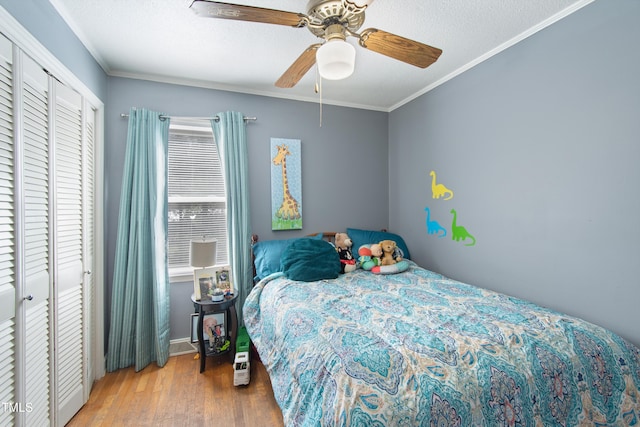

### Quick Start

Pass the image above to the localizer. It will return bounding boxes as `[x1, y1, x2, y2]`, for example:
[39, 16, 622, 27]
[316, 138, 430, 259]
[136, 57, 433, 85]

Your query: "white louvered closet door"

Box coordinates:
[52, 80, 86, 426]
[82, 102, 95, 401]
[22, 51, 52, 427]
[0, 27, 97, 426]
[0, 32, 17, 427]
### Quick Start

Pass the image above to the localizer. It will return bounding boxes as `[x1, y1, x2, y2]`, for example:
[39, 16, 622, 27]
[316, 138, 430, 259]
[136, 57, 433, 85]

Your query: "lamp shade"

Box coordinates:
[190, 238, 217, 268]
[316, 39, 356, 80]
[350, 0, 374, 6]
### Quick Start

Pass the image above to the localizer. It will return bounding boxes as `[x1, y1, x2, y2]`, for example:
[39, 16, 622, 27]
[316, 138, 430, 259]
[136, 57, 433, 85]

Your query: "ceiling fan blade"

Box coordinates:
[358, 28, 442, 68]
[275, 44, 322, 88]
[190, 1, 306, 27]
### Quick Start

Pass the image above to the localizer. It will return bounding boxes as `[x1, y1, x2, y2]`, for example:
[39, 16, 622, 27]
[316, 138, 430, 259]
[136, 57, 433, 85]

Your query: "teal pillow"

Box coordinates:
[347, 228, 411, 260]
[280, 238, 340, 282]
[253, 234, 323, 280]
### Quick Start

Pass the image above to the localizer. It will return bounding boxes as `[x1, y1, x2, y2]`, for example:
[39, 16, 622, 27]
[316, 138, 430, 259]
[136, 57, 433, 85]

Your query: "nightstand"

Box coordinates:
[191, 293, 238, 373]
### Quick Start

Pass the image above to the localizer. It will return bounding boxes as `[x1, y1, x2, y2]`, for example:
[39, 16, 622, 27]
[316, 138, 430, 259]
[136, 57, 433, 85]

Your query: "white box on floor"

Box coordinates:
[233, 351, 250, 386]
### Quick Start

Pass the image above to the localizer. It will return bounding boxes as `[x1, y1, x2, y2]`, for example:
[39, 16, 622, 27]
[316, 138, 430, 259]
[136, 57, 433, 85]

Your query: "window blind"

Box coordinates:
[168, 126, 228, 270]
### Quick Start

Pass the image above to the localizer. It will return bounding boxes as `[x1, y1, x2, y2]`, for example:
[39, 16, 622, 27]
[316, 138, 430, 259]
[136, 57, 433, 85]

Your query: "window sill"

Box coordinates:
[170, 267, 193, 284]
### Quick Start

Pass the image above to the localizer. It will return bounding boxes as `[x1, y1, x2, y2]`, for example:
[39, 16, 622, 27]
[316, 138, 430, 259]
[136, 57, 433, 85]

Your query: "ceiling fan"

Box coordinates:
[190, 0, 443, 88]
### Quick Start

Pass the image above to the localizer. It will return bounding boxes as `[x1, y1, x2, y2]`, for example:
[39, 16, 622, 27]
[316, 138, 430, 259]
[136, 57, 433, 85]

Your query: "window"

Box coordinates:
[167, 121, 227, 278]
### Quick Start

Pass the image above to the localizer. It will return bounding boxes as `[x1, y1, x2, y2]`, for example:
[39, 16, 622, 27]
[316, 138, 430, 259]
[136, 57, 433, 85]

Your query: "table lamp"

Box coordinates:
[190, 237, 217, 300]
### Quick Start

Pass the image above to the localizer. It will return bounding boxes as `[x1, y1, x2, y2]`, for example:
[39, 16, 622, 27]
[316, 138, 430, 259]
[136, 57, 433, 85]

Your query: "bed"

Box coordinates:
[244, 231, 640, 426]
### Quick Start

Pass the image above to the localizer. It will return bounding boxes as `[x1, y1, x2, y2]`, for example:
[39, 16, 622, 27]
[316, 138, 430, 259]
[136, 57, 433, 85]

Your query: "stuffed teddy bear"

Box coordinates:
[335, 232, 357, 273]
[379, 239, 402, 265]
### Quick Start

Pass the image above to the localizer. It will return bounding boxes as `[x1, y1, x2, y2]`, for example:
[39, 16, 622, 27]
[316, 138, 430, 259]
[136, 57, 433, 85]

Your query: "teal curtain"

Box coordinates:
[107, 108, 171, 372]
[212, 111, 252, 327]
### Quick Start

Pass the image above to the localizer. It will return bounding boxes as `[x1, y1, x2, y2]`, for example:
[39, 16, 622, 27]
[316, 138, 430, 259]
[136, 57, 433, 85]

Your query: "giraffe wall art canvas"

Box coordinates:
[271, 138, 302, 230]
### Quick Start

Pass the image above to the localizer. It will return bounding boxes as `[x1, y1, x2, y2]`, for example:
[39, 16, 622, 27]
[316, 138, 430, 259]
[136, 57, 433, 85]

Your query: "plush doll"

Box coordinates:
[357, 243, 382, 270]
[335, 232, 357, 273]
[370, 243, 383, 263]
[379, 239, 402, 265]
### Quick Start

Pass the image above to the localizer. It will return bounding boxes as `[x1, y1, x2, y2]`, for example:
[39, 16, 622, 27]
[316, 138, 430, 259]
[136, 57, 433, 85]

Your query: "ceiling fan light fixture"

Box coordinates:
[316, 39, 356, 80]
[348, 0, 375, 7]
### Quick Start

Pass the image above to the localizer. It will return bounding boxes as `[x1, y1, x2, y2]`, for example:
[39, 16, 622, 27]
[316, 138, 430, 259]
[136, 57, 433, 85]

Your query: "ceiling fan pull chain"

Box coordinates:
[320, 78, 323, 127]
[315, 66, 323, 127]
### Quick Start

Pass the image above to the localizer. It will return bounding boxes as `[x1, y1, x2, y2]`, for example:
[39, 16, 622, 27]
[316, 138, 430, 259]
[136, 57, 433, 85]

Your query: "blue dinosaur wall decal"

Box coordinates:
[424, 207, 447, 238]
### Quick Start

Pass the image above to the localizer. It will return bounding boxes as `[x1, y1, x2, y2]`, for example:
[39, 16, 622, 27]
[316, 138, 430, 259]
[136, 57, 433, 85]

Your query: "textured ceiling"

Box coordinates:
[49, 0, 592, 111]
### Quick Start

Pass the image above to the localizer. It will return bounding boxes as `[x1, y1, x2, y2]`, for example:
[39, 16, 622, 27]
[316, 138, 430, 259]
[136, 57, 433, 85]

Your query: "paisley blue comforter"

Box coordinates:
[244, 262, 640, 426]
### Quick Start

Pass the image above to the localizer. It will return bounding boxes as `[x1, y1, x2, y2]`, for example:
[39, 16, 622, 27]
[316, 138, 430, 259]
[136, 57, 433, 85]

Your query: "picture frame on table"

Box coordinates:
[191, 312, 226, 353]
[194, 267, 216, 301]
[214, 265, 233, 295]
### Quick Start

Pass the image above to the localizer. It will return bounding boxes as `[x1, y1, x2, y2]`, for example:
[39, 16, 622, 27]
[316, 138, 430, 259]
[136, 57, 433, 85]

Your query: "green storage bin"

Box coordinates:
[236, 326, 250, 354]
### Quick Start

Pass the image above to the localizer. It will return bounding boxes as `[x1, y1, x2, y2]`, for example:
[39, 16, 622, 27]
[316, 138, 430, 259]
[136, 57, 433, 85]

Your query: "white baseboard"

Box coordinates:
[169, 338, 198, 356]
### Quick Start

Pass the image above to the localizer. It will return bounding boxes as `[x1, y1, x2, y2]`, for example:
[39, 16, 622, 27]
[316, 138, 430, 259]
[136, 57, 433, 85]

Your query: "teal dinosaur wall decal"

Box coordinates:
[424, 207, 447, 238]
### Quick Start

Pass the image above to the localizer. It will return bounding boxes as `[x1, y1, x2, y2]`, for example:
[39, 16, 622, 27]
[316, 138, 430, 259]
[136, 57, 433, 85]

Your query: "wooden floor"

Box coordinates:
[66, 351, 284, 427]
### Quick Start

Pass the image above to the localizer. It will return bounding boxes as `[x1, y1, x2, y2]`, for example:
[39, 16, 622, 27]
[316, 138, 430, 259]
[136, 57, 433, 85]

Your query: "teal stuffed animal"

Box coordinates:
[357, 244, 382, 270]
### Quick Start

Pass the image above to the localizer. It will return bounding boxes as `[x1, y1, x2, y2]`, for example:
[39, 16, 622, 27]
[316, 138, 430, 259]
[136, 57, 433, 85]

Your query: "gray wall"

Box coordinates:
[105, 77, 389, 339]
[389, 0, 640, 346]
[0, 0, 108, 101]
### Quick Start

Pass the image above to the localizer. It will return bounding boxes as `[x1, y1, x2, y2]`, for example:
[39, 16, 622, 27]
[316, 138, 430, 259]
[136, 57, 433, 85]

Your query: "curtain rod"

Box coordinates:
[120, 113, 256, 122]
